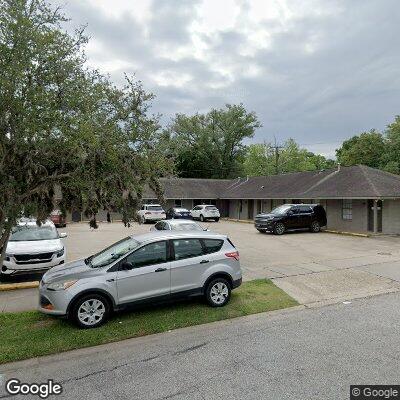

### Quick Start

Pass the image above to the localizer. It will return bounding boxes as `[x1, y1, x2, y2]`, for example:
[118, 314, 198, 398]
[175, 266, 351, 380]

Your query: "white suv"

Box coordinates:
[2, 219, 67, 276]
[137, 204, 166, 224]
[191, 205, 220, 222]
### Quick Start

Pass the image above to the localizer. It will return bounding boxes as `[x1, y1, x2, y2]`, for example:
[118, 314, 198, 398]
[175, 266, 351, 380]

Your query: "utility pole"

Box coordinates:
[272, 136, 284, 175]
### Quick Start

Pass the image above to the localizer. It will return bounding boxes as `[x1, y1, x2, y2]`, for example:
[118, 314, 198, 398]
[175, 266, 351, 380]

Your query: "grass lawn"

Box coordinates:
[0, 279, 297, 364]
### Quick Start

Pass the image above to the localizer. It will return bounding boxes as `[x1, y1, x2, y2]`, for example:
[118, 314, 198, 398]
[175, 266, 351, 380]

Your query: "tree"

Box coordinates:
[381, 116, 400, 174]
[0, 0, 171, 265]
[243, 139, 335, 176]
[335, 130, 385, 168]
[167, 104, 261, 178]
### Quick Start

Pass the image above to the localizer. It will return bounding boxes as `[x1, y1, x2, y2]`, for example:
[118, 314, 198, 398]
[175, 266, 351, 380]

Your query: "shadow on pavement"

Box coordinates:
[0, 271, 44, 284]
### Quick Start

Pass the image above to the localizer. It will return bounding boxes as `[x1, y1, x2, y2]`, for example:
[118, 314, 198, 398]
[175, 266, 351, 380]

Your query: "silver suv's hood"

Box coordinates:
[42, 259, 92, 284]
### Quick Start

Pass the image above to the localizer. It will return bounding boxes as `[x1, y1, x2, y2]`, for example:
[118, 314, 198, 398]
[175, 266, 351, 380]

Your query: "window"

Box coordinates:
[89, 237, 140, 268]
[173, 239, 203, 260]
[174, 199, 182, 207]
[203, 239, 223, 254]
[126, 241, 167, 268]
[342, 199, 352, 220]
[147, 205, 163, 211]
[298, 205, 312, 214]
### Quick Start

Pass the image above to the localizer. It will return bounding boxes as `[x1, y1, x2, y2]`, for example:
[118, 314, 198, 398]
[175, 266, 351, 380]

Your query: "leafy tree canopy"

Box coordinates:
[243, 139, 335, 176]
[0, 0, 171, 260]
[166, 104, 261, 179]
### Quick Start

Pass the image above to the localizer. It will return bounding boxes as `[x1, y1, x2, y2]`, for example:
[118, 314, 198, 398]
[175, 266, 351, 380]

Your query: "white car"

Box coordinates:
[191, 205, 220, 222]
[137, 204, 166, 224]
[2, 219, 67, 276]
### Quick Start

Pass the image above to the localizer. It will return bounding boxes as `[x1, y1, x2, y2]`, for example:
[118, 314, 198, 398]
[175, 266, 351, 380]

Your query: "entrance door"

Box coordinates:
[248, 200, 254, 220]
[368, 200, 382, 232]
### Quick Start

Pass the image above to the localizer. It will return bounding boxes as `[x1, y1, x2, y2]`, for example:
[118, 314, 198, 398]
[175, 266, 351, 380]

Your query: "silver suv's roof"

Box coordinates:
[132, 230, 226, 243]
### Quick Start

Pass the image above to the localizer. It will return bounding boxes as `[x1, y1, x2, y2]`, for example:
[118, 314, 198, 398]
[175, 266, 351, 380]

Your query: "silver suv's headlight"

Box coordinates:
[47, 280, 78, 291]
[56, 247, 65, 257]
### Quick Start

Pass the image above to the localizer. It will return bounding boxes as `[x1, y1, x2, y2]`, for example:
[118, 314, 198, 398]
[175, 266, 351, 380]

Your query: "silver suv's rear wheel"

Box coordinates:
[71, 294, 109, 328]
[200, 214, 205, 222]
[205, 278, 231, 307]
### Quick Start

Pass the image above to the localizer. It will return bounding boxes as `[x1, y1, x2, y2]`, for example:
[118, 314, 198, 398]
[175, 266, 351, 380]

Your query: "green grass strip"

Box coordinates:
[0, 279, 297, 364]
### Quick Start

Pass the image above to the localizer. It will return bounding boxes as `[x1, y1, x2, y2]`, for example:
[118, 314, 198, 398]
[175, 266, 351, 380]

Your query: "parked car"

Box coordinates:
[166, 207, 192, 219]
[137, 204, 166, 224]
[49, 209, 67, 228]
[2, 219, 67, 276]
[191, 205, 220, 222]
[151, 219, 207, 232]
[254, 204, 327, 235]
[38, 231, 242, 328]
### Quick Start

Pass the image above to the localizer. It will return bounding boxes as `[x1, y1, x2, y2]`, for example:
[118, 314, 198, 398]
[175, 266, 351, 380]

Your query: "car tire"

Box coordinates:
[200, 214, 205, 222]
[205, 278, 231, 307]
[141, 215, 146, 224]
[273, 222, 285, 235]
[215, 217, 220, 222]
[310, 220, 320, 233]
[70, 294, 110, 329]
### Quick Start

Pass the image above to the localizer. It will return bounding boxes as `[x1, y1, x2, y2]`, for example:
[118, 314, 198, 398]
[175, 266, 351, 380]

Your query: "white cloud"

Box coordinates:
[53, 0, 400, 156]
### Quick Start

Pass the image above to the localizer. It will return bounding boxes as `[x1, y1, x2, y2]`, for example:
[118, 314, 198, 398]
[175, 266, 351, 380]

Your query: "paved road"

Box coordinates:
[1, 292, 400, 400]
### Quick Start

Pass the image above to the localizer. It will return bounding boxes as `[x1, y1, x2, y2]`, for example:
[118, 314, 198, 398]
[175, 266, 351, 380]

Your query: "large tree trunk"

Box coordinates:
[0, 225, 11, 269]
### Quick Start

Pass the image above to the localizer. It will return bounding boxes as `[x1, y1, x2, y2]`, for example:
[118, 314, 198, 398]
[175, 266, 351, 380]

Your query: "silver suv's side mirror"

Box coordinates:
[59, 232, 67, 238]
[120, 262, 134, 270]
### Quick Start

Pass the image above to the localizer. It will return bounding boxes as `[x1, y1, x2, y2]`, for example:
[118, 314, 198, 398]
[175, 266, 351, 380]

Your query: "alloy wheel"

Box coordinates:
[210, 282, 229, 305]
[311, 221, 320, 232]
[275, 223, 285, 235]
[77, 299, 106, 327]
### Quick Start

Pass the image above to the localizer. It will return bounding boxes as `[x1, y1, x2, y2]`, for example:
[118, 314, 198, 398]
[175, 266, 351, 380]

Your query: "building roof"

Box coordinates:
[144, 166, 400, 200]
[143, 177, 232, 199]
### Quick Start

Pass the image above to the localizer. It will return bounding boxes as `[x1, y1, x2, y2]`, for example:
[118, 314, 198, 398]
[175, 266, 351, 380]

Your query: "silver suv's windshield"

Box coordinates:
[9, 224, 59, 242]
[88, 237, 140, 268]
[270, 205, 292, 216]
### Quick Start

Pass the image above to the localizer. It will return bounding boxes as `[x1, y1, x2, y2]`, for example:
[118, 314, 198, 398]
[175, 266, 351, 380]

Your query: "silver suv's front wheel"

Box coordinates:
[71, 294, 110, 328]
[205, 278, 231, 307]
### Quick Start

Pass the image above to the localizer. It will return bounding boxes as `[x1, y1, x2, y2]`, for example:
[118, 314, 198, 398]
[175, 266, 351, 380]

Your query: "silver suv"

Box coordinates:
[39, 231, 242, 328]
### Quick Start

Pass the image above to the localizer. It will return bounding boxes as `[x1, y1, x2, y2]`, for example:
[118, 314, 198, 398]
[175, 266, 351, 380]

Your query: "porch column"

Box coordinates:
[373, 199, 378, 234]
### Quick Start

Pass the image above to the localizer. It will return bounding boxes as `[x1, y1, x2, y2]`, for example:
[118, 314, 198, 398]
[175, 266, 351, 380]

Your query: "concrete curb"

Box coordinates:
[222, 218, 253, 224]
[323, 230, 370, 238]
[0, 281, 39, 292]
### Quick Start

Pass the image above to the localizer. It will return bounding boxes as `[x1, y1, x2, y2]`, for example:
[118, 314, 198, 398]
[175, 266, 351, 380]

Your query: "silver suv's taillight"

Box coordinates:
[225, 251, 239, 261]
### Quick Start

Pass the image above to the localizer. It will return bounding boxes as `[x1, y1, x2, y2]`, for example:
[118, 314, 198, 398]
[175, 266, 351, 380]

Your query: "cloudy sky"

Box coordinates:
[52, 0, 400, 158]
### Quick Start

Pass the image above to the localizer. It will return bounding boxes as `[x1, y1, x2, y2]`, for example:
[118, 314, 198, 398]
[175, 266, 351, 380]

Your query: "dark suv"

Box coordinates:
[254, 204, 327, 235]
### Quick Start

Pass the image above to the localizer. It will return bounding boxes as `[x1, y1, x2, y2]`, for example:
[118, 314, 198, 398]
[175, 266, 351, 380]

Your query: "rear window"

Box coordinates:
[203, 239, 223, 254]
[148, 206, 163, 211]
[173, 223, 203, 231]
[205, 206, 218, 211]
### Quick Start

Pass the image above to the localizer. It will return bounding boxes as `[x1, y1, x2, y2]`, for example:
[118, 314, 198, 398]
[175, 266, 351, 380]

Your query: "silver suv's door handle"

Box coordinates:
[155, 267, 167, 272]
[200, 260, 209, 264]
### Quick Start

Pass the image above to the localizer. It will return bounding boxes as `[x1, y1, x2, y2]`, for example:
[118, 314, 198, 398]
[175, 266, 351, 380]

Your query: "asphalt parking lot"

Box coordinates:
[2, 220, 400, 311]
